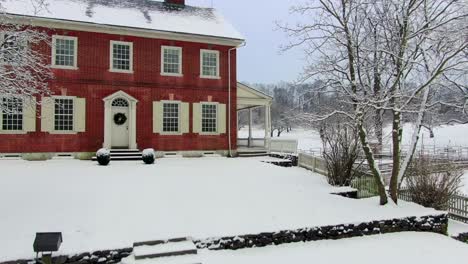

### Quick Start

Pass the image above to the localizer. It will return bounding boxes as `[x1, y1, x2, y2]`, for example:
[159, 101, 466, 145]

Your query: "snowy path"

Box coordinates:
[0, 158, 438, 261]
[198, 232, 468, 264]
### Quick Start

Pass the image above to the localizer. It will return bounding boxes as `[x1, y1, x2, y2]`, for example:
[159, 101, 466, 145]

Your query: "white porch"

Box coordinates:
[236, 82, 273, 150]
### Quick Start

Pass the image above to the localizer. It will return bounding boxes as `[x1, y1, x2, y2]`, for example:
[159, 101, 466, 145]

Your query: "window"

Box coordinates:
[161, 46, 182, 76]
[110, 41, 133, 72]
[163, 102, 180, 133]
[202, 104, 217, 133]
[1, 97, 23, 131]
[52, 35, 78, 69]
[54, 98, 74, 131]
[2, 34, 25, 64]
[200, 50, 219, 78]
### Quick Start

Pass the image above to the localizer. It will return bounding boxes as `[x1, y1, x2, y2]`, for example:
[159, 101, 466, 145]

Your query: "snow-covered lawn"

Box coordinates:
[196, 232, 468, 264]
[0, 157, 440, 261]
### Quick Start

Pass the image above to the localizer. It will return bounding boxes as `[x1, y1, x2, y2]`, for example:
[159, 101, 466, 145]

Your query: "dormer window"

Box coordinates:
[161, 46, 182, 76]
[110, 40, 133, 73]
[52, 35, 78, 69]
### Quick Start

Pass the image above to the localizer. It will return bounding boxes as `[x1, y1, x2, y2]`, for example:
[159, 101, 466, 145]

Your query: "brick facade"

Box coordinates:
[0, 27, 238, 153]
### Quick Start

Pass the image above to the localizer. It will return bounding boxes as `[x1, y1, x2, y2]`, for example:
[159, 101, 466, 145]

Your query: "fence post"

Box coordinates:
[313, 156, 317, 172]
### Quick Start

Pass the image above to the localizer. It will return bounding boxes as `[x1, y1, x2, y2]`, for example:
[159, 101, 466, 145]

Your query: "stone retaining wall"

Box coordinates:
[453, 232, 468, 243]
[194, 214, 448, 250]
[1, 214, 448, 264]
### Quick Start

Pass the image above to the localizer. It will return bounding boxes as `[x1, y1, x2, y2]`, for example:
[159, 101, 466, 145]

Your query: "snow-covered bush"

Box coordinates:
[142, 148, 155, 164]
[96, 148, 110, 166]
[321, 124, 362, 186]
[404, 156, 463, 210]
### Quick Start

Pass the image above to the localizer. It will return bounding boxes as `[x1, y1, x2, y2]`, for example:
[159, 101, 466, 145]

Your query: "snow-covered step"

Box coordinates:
[238, 152, 269, 157]
[133, 238, 197, 260]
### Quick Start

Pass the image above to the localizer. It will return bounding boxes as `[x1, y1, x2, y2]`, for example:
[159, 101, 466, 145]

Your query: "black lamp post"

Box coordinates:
[33, 232, 63, 264]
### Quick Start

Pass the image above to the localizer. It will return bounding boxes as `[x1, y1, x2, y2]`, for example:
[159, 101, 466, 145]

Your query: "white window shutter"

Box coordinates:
[23, 97, 37, 132]
[40, 97, 54, 132]
[181, 102, 189, 134]
[74, 97, 86, 132]
[192, 103, 201, 134]
[217, 103, 226, 134]
[153, 101, 163, 133]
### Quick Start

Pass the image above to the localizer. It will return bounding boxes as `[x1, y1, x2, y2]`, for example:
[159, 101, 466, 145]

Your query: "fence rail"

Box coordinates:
[399, 190, 468, 223]
[298, 152, 468, 222]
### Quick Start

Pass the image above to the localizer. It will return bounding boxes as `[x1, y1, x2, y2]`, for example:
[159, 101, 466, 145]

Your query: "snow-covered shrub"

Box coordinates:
[96, 148, 111, 166]
[142, 148, 155, 164]
[404, 156, 462, 210]
[321, 124, 362, 186]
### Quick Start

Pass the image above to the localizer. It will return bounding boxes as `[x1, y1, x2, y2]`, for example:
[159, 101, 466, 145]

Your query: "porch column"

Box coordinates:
[265, 104, 271, 148]
[248, 108, 253, 147]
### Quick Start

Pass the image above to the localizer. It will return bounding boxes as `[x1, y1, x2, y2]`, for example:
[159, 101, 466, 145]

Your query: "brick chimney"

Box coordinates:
[164, 0, 185, 5]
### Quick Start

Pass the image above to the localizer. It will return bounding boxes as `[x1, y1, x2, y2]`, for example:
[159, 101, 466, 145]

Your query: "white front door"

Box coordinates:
[111, 106, 130, 148]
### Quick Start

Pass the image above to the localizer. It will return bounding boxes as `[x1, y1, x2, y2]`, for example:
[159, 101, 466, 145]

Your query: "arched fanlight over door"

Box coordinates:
[112, 98, 129, 107]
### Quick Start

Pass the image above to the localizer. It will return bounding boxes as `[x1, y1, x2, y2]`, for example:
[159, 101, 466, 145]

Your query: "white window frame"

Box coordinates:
[51, 96, 77, 134]
[0, 96, 25, 134]
[51, 35, 78, 70]
[200, 102, 218, 135]
[200, 49, 220, 79]
[161, 100, 182, 135]
[161, 46, 183, 77]
[110, 40, 134, 73]
[0, 33, 27, 66]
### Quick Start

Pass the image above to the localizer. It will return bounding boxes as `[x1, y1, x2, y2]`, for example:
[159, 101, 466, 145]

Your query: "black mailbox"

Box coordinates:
[33, 232, 63, 252]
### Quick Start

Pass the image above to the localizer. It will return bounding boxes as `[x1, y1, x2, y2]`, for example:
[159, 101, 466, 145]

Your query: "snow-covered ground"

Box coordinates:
[197, 232, 468, 264]
[448, 220, 468, 236]
[0, 157, 439, 261]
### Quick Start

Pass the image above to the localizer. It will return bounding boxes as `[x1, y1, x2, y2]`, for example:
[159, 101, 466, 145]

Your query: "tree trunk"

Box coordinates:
[357, 112, 388, 205]
[389, 110, 402, 203]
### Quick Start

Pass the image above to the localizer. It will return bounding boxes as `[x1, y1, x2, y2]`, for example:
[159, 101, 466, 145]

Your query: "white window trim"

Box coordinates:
[160, 100, 182, 135]
[161, 46, 183, 77]
[51, 35, 78, 70]
[200, 49, 220, 79]
[109, 40, 134, 74]
[0, 96, 25, 134]
[0, 33, 27, 66]
[50, 96, 78, 134]
[200, 102, 219, 135]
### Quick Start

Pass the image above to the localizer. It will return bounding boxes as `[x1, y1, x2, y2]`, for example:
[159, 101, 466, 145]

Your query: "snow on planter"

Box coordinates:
[142, 148, 155, 164]
[96, 148, 111, 166]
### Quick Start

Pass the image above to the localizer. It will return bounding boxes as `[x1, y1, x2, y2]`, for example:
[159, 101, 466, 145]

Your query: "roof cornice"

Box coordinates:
[6, 14, 245, 47]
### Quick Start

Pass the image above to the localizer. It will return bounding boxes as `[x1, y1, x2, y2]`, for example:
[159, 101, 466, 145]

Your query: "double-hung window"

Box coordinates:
[201, 104, 217, 133]
[200, 50, 220, 78]
[1, 34, 25, 64]
[54, 98, 74, 131]
[162, 102, 180, 133]
[161, 46, 182, 76]
[1, 97, 23, 131]
[110, 41, 133, 73]
[52, 35, 78, 69]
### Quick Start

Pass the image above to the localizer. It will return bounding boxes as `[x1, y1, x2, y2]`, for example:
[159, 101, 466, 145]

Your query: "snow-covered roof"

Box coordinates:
[1, 0, 244, 42]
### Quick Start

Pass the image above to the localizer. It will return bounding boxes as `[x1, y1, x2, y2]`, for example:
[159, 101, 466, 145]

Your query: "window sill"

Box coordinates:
[109, 69, 134, 74]
[48, 131, 78, 135]
[199, 132, 220, 136]
[161, 72, 183, 77]
[200, 75, 221, 80]
[51, 65, 79, 70]
[0, 130, 27, 135]
[159, 132, 184, 136]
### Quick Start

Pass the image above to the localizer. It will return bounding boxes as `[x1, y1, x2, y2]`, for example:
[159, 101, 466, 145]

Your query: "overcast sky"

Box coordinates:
[188, 0, 305, 84]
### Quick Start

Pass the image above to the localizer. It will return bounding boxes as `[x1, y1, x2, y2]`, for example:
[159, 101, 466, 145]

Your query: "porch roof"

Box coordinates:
[237, 82, 273, 111]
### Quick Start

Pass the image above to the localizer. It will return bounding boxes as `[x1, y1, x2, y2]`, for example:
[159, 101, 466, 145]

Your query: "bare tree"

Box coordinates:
[279, 0, 468, 205]
[0, 1, 52, 112]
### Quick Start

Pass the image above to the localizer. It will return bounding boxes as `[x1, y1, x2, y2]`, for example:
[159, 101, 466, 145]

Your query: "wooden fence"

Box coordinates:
[399, 189, 468, 223]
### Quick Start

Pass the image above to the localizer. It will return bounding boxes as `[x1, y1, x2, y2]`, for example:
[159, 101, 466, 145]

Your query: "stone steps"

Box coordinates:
[92, 149, 143, 161]
[132, 238, 200, 264]
[237, 151, 269, 157]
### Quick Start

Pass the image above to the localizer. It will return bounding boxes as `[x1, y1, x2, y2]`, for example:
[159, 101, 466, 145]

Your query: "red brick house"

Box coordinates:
[0, 0, 273, 158]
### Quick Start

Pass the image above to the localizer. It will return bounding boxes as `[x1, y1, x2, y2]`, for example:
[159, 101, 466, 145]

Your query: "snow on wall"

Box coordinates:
[1, 0, 244, 40]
